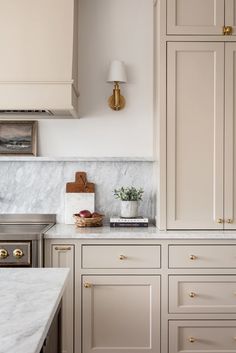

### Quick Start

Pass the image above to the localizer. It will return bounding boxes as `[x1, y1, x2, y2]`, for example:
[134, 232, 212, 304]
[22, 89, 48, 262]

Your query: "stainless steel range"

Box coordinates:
[0, 214, 55, 267]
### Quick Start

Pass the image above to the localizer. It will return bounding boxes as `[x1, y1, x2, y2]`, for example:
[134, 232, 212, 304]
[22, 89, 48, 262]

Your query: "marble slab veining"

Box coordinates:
[0, 268, 69, 353]
[45, 224, 236, 239]
[0, 161, 155, 223]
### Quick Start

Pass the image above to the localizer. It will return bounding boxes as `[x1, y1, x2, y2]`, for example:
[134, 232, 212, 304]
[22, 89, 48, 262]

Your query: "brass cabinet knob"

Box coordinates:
[190, 255, 197, 260]
[188, 337, 196, 343]
[84, 283, 92, 288]
[13, 249, 24, 259]
[119, 255, 127, 260]
[217, 218, 223, 224]
[226, 219, 233, 224]
[223, 26, 233, 35]
[0, 248, 8, 259]
[189, 292, 196, 298]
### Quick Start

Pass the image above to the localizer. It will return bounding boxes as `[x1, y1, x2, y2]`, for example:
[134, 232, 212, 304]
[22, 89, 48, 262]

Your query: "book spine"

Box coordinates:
[110, 223, 149, 227]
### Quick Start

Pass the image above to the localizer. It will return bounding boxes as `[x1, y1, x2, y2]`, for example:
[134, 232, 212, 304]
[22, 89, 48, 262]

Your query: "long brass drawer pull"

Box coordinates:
[119, 255, 127, 260]
[188, 337, 196, 343]
[189, 292, 196, 298]
[84, 283, 92, 288]
[55, 246, 71, 251]
[189, 255, 197, 260]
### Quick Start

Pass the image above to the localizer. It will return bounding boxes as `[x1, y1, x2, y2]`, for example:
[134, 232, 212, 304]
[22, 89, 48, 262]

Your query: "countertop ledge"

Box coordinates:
[45, 224, 236, 239]
[0, 268, 69, 353]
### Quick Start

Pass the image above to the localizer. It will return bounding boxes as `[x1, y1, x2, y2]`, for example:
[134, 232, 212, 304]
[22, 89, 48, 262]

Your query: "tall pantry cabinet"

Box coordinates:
[157, 0, 236, 230]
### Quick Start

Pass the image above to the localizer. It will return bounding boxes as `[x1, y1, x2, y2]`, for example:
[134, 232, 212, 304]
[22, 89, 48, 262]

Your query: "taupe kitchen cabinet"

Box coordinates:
[44, 244, 75, 353]
[157, 1, 236, 230]
[82, 275, 160, 353]
[167, 41, 236, 229]
[167, 0, 236, 35]
[167, 41, 224, 229]
[44, 236, 236, 353]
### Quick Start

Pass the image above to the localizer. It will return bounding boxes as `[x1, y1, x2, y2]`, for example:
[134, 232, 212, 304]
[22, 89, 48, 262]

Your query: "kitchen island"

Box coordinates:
[0, 268, 69, 353]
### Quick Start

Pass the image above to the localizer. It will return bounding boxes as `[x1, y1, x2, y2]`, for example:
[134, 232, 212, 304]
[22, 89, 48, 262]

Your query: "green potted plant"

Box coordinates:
[114, 186, 144, 218]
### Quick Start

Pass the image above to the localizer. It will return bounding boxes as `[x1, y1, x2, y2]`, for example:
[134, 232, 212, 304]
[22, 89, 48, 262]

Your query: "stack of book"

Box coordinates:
[110, 217, 149, 227]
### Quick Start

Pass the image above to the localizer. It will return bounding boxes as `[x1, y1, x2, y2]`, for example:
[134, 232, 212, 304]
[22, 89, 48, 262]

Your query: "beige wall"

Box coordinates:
[38, 0, 154, 158]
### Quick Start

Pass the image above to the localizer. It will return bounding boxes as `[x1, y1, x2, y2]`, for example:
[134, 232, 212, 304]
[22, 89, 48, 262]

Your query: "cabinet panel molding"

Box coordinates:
[167, 0, 224, 35]
[167, 42, 224, 229]
[51, 244, 75, 353]
[82, 275, 160, 353]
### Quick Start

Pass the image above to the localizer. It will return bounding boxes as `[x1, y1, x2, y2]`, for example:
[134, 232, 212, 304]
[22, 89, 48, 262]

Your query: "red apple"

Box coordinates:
[79, 210, 92, 218]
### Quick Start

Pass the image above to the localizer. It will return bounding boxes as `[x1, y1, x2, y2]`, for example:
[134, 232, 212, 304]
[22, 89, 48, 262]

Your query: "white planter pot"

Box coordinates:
[120, 201, 139, 218]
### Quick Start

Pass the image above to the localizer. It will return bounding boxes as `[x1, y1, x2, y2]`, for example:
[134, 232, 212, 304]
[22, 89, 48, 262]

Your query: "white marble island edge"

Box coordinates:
[0, 268, 69, 353]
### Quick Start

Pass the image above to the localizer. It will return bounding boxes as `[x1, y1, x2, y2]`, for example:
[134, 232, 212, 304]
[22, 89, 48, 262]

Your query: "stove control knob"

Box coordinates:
[13, 249, 24, 259]
[0, 248, 8, 259]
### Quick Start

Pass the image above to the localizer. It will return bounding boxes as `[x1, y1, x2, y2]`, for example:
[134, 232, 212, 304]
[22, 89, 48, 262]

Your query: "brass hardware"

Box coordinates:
[108, 82, 126, 111]
[227, 219, 233, 224]
[189, 292, 196, 298]
[0, 248, 8, 259]
[217, 218, 223, 224]
[190, 255, 197, 260]
[188, 337, 196, 343]
[119, 255, 127, 260]
[223, 26, 233, 35]
[55, 246, 71, 251]
[84, 283, 92, 288]
[13, 249, 24, 259]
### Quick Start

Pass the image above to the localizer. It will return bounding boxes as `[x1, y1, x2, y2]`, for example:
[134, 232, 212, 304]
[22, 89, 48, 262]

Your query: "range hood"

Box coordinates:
[0, 0, 79, 118]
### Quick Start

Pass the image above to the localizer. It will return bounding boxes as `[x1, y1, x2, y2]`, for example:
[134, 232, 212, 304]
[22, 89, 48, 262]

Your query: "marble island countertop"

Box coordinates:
[45, 224, 236, 239]
[0, 268, 69, 353]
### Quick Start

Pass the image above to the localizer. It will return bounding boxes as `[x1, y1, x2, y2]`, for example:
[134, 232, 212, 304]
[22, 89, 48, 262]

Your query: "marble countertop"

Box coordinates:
[45, 224, 236, 239]
[0, 268, 69, 353]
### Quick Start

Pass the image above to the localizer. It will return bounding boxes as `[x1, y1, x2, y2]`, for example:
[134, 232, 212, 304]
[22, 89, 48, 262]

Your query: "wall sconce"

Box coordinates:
[107, 60, 127, 111]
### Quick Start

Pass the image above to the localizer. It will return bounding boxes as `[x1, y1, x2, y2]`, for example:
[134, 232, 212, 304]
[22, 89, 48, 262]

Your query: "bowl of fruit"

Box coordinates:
[73, 210, 104, 227]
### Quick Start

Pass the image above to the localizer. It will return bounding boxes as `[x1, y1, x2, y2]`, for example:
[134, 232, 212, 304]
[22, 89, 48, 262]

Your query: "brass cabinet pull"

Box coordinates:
[189, 292, 196, 298]
[188, 337, 196, 343]
[217, 218, 223, 224]
[84, 283, 92, 288]
[226, 219, 233, 224]
[55, 246, 71, 251]
[119, 255, 127, 260]
[223, 26, 233, 35]
[0, 248, 8, 259]
[13, 249, 24, 259]
[190, 255, 197, 260]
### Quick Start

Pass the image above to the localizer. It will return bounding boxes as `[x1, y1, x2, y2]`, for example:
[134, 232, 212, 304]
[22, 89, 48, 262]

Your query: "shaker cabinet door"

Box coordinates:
[45, 244, 75, 353]
[224, 43, 236, 229]
[167, 0, 224, 35]
[82, 276, 160, 353]
[225, 0, 236, 35]
[167, 42, 224, 229]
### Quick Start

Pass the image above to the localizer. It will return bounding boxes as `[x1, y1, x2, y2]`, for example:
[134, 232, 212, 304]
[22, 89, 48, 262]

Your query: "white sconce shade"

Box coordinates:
[107, 60, 127, 83]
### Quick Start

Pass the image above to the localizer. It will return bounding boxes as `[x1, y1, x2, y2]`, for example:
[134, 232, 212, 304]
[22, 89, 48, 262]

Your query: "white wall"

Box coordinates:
[38, 0, 154, 158]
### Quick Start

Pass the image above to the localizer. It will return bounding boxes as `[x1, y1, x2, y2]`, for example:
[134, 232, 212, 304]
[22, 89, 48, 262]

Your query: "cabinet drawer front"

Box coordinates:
[169, 320, 236, 353]
[169, 245, 236, 268]
[169, 275, 236, 313]
[82, 245, 161, 269]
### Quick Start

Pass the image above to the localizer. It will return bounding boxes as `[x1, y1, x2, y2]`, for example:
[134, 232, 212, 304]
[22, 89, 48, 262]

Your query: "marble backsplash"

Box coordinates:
[0, 161, 155, 223]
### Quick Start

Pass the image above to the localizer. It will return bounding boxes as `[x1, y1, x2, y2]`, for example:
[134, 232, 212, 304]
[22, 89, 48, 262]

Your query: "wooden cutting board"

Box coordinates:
[65, 172, 95, 224]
